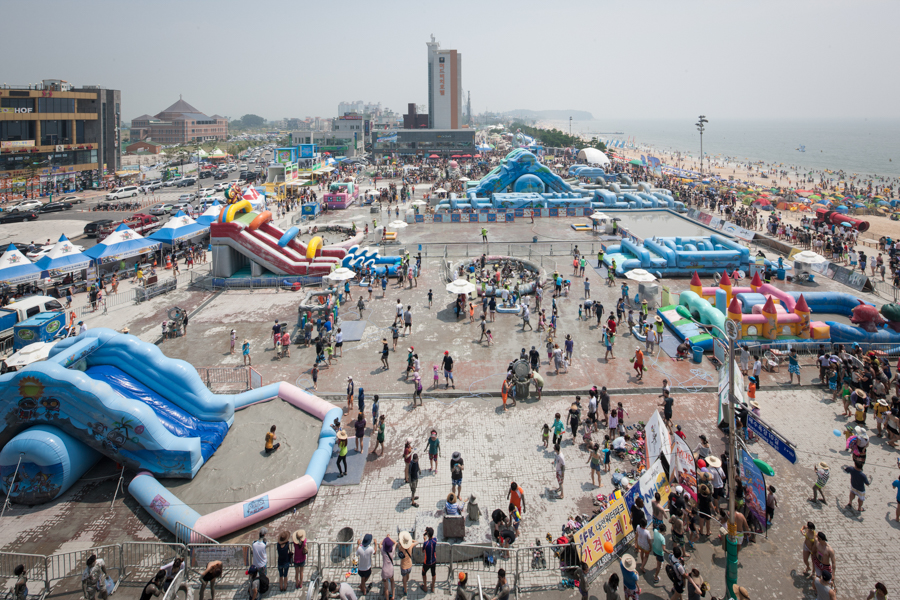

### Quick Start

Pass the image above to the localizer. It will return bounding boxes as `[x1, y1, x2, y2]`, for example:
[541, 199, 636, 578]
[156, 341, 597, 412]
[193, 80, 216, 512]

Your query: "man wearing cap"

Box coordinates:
[455, 572, 471, 600]
[811, 461, 830, 504]
[251, 528, 267, 576]
[355, 534, 376, 596]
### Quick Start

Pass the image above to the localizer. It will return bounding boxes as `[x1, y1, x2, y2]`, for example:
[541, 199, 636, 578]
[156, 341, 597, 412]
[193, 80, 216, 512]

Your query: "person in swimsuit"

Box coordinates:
[811, 532, 836, 583]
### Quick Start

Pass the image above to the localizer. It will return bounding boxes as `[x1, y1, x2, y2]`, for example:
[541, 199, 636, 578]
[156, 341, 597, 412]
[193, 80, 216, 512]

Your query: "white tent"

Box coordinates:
[576, 148, 611, 167]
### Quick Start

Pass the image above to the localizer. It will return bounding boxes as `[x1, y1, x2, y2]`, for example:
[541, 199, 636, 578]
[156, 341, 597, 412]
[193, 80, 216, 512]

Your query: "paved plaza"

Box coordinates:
[0, 195, 896, 600]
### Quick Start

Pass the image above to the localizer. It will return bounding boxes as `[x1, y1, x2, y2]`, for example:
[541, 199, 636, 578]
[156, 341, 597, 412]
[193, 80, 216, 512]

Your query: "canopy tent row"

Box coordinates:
[0, 245, 41, 285]
[84, 224, 162, 265]
[148, 211, 209, 245]
[35, 235, 92, 276]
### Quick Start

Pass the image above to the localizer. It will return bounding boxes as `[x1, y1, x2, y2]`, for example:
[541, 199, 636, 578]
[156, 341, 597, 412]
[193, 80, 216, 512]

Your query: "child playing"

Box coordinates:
[603, 435, 612, 472]
[627, 310, 635, 332]
[486, 329, 493, 346]
[541, 424, 550, 448]
[578, 304, 583, 320]
[608, 406, 618, 435]
[433, 365, 440, 389]
[428, 289, 433, 308]
[311, 365, 318, 390]
[616, 402, 628, 436]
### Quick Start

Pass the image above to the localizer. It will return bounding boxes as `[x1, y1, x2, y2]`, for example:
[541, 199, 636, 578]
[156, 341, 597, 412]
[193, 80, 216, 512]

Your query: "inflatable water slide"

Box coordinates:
[0, 329, 341, 538]
[210, 200, 349, 277]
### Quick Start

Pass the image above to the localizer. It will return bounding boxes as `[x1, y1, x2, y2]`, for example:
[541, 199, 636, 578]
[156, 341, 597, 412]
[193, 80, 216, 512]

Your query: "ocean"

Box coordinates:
[538, 118, 900, 180]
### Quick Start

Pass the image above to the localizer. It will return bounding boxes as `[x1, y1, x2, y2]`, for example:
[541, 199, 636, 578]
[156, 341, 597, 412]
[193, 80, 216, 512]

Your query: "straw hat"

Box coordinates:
[878, 398, 889, 407]
[655, 316, 663, 322]
[749, 401, 760, 409]
[733, 584, 751, 599]
[621, 554, 637, 572]
[278, 531, 289, 543]
[399, 531, 414, 549]
[337, 430, 348, 441]
[855, 404, 866, 411]
[292, 530, 306, 544]
[706, 456, 722, 468]
[855, 389, 867, 398]
[817, 461, 829, 470]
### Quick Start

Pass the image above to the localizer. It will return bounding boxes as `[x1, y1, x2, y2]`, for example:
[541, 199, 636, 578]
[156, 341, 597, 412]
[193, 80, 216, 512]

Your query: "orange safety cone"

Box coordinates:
[165, 255, 172, 269]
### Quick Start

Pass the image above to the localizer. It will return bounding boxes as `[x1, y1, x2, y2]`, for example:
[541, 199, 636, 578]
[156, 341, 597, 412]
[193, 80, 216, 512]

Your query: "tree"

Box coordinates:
[240, 114, 265, 129]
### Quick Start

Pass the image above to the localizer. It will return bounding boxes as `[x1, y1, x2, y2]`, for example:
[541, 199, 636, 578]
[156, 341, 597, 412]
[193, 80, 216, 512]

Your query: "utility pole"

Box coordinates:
[723, 318, 739, 598]
[569, 116, 572, 137]
[696, 115, 708, 175]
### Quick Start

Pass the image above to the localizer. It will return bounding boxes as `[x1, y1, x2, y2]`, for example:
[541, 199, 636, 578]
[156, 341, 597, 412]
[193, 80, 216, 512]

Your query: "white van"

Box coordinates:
[106, 186, 139, 200]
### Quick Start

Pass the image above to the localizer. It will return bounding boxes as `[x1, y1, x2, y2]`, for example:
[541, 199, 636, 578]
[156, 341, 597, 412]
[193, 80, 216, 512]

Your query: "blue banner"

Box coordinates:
[740, 449, 767, 529]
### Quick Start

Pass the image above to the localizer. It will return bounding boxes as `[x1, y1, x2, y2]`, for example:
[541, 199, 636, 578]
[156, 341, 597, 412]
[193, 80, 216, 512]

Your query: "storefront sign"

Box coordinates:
[0, 107, 33, 114]
[1, 140, 35, 149]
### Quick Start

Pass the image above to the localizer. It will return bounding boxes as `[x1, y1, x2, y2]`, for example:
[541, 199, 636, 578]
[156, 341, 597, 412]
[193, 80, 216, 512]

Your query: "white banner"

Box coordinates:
[721, 222, 756, 241]
[636, 458, 671, 521]
[644, 410, 673, 468]
[669, 433, 698, 501]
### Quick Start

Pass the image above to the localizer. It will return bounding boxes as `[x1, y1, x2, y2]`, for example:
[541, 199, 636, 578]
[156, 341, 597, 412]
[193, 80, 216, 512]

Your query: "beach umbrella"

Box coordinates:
[428, 154, 439, 158]
[410, 200, 427, 206]
[388, 220, 408, 229]
[624, 269, 657, 282]
[4, 341, 57, 369]
[433, 188, 447, 193]
[793, 250, 828, 264]
[459, 177, 471, 182]
[325, 267, 356, 282]
[589, 212, 610, 221]
[446, 279, 477, 295]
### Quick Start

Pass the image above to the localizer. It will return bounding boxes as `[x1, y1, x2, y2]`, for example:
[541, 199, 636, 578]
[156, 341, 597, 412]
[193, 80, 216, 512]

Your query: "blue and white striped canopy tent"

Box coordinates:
[35, 234, 92, 276]
[148, 211, 209, 245]
[0, 245, 41, 285]
[84, 224, 161, 265]
[196, 201, 222, 225]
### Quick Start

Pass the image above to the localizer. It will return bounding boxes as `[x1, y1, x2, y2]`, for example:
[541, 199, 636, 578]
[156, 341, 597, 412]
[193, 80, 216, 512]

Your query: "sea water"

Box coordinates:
[540, 118, 900, 180]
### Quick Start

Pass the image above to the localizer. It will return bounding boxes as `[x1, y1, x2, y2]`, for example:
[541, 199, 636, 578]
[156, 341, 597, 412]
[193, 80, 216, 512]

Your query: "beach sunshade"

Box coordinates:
[325, 267, 356, 282]
[793, 250, 828, 264]
[624, 269, 657, 282]
[0, 244, 41, 285]
[446, 279, 477, 295]
[5, 341, 58, 368]
[388, 220, 408, 229]
[433, 188, 447, 193]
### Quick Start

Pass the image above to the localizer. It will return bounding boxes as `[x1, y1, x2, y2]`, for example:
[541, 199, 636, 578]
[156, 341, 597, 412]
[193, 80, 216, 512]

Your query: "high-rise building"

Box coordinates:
[426, 35, 463, 129]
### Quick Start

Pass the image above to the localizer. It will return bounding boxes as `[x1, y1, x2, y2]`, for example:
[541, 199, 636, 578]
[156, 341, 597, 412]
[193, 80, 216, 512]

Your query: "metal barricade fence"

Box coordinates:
[121, 542, 186, 583]
[742, 340, 900, 358]
[160, 568, 184, 600]
[447, 543, 507, 586]
[872, 278, 900, 302]
[46, 544, 121, 592]
[0, 551, 49, 594]
[185, 543, 251, 592]
[196, 366, 251, 390]
[175, 522, 218, 546]
[514, 543, 576, 591]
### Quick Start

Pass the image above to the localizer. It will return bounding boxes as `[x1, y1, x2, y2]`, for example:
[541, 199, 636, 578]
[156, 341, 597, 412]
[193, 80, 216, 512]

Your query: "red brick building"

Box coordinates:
[130, 97, 227, 145]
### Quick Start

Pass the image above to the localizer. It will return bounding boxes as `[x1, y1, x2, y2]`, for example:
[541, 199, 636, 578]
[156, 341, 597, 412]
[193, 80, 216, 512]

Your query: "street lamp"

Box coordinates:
[695, 115, 708, 175]
[569, 116, 572, 137]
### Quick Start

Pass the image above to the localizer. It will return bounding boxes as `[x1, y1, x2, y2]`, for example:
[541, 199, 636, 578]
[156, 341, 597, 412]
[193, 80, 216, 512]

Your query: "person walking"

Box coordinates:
[409, 453, 420, 507]
[380, 338, 390, 369]
[810, 461, 830, 503]
[442, 351, 455, 389]
[481, 227, 488, 243]
[242, 339, 251, 365]
[372, 414, 386, 456]
[356, 535, 376, 597]
[632, 347, 644, 381]
[553, 444, 566, 499]
[843, 462, 872, 512]
[450, 451, 465, 499]
[588, 443, 603, 487]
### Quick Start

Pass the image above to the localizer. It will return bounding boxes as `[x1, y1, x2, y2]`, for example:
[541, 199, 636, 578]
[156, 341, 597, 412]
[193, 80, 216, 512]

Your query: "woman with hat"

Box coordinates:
[380, 535, 395, 600]
[336, 430, 349, 478]
[291, 530, 307, 590]
[276, 531, 292, 592]
[874, 397, 890, 437]
[849, 426, 869, 468]
[397, 531, 417, 596]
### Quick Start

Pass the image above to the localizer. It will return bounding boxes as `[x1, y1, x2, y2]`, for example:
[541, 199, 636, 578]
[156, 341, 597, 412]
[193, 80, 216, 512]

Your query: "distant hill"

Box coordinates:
[503, 109, 594, 121]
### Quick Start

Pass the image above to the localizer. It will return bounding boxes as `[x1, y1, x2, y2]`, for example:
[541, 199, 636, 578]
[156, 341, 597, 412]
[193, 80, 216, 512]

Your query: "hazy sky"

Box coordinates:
[6, 0, 899, 123]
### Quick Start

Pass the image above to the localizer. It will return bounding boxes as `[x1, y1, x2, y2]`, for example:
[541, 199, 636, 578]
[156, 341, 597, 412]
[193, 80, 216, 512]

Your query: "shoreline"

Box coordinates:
[533, 119, 900, 183]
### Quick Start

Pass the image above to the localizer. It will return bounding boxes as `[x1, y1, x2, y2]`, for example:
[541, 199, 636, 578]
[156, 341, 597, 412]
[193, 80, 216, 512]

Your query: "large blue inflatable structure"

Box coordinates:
[604, 234, 751, 277]
[438, 149, 685, 212]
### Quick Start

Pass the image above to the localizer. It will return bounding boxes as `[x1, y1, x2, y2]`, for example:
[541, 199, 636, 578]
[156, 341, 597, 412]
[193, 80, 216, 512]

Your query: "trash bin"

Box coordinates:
[692, 345, 704, 364]
[776, 268, 786, 280]
[336, 527, 354, 559]
[533, 236, 538, 243]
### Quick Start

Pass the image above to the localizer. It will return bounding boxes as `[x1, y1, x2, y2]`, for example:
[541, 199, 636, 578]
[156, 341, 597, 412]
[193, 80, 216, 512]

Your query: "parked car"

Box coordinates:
[8, 200, 42, 212]
[163, 178, 182, 187]
[106, 186, 140, 200]
[214, 170, 229, 180]
[199, 170, 213, 179]
[177, 178, 196, 187]
[143, 182, 163, 191]
[83, 219, 113, 237]
[98, 213, 160, 237]
[177, 194, 195, 203]
[27, 243, 84, 260]
[170, 202, 194, 214]
[0, 211, 39, 224]
[148, 203, 175, 216]
[39, 201, 73, 213]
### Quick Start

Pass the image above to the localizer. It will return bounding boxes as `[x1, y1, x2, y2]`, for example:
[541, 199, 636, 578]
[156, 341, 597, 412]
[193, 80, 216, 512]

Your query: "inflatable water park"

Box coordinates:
[658, 270, 900, 352]
[0, 328, 341, 539]
[602, 234, 759, 278]
[435, 149, 685, 212]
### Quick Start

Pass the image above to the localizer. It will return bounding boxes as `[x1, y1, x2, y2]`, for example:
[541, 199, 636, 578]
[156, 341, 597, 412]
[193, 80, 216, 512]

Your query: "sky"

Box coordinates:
[5, 0, 900, 123]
